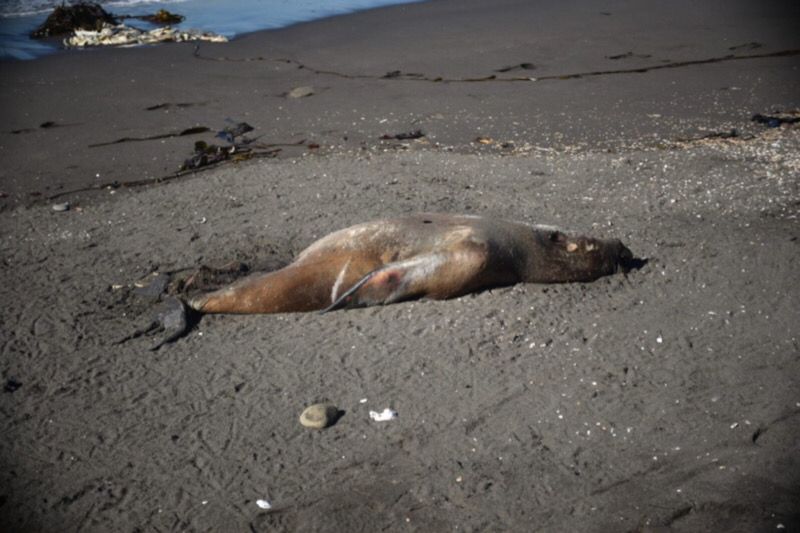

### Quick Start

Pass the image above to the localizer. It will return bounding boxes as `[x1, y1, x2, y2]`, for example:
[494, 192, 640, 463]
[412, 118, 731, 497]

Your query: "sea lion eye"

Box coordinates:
[549, 231, 566, 243]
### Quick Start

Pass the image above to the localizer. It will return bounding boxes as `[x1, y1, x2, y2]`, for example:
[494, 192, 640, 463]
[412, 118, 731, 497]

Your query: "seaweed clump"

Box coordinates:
[31, 2, 117, 38]
[139, 9, 185, 24]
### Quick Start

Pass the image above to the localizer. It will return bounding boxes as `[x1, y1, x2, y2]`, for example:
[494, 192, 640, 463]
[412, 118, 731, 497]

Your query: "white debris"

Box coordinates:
[64, 23, 227, 48]
[256, 499, 272, 510]
[369, 408, 398, 422]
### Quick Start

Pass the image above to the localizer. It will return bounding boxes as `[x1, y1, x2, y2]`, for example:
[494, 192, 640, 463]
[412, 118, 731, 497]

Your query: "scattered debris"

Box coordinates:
[89, 126, 209, 148]
[751, 113, 800, 128]
[195, 47, 800, 85]
[135, 9, 184, 24]
[182, 140, 247, 170]
[382, 70, 424, 79]
[369, 408, 398, 422]
[299, 403, 341, 429]
[606, 52, 652, 60]
[286, 86, 315, 99]
[52, 202, 71, 212]
[11, 121, 63, 134]
[475, 137, 494, 145]
[255, 499, 272, 510]
[65, 23, 227, 48]
[495, 62, 535, 73]
[31, 2, 117, 38]
[673, 129, 746, 144]
[145, 102, 206, 111]
[215, 122, 254, 144]
[380, 130, 425, 140]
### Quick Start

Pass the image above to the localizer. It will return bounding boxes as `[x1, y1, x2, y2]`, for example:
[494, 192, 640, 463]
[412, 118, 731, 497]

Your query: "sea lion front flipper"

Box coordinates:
[324, 245, 491, 312]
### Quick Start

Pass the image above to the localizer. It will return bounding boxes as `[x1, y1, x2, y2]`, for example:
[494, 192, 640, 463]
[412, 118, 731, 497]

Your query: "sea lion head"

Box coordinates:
[526, 229, 634, 283]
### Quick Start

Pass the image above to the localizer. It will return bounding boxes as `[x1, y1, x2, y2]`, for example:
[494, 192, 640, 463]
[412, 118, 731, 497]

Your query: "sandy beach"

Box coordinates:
[1, 0, 799, 531]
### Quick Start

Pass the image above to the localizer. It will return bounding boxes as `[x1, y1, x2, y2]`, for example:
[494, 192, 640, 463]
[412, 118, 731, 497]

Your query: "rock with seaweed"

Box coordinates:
[140, 9, 185, 24]
[31, 2, 117, 38]
[120, 9, 185, 25]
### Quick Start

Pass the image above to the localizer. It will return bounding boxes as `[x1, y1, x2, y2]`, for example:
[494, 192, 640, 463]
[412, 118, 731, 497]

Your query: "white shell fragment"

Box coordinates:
[64, 23, 227, 48]
[369, 408, 398, 422]
[256, 499, 272, 510]
[52, 202, 70, 212]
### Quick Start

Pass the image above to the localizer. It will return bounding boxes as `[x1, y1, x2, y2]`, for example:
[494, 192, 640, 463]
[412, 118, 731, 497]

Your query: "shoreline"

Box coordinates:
[0, 0, 427, 61]
[1, 0, 799, 208]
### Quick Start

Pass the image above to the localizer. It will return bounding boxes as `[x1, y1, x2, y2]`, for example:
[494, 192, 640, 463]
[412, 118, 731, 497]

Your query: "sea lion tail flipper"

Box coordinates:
[323, 247, 487, 312]
[150, 296, 193, 351]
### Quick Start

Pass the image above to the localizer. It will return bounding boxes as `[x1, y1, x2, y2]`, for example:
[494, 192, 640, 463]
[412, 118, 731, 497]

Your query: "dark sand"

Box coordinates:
[1, 0, 799, 531]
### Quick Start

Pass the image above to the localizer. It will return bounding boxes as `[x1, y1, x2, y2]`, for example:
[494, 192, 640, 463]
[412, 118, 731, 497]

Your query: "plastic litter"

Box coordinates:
[256, 499, 272, 510]
[369, 408, 398, 422]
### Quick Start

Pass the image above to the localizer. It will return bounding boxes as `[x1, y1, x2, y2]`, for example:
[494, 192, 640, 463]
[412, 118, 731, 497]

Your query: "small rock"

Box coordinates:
[299, 403, 339, 429]
[287, 86, 314, 99]
[52, 202, 70, 212]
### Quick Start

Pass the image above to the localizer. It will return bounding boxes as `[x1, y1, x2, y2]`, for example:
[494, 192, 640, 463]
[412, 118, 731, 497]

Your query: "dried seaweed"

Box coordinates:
[380, 130, 425, 140]
[89, 126, 210, 148]
[751, 113, 800, 128]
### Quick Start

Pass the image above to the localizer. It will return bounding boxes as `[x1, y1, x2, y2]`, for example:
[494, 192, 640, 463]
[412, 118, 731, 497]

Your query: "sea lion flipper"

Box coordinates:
[324, 246, 489, 312]
[322, 270, 378, 313]
[149, 296, 191, 350]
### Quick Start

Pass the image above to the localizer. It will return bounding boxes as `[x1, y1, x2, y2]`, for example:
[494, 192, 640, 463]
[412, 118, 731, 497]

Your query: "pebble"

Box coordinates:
[52, 202, 70, 212]
[287, 86, 315, 98]
[299, 403, 339, 429]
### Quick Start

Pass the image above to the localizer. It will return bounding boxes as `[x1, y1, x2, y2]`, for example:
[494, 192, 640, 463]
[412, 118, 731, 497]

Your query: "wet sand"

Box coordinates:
[1, 0, 799, 531]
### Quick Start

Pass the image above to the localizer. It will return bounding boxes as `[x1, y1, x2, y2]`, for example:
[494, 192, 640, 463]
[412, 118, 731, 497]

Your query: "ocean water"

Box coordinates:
[0, 0, 423, 60]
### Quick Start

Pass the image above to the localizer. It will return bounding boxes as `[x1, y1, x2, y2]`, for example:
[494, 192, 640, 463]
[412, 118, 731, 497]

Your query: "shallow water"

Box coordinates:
[0, 0, 423, 60]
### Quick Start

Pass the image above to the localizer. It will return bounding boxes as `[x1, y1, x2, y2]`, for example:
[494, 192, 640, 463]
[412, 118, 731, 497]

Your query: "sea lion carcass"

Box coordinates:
[188, 213, 634, 314]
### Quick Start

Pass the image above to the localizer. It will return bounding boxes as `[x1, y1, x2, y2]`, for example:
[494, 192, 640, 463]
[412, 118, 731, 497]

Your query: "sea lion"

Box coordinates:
[188, 213, 633, 314]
